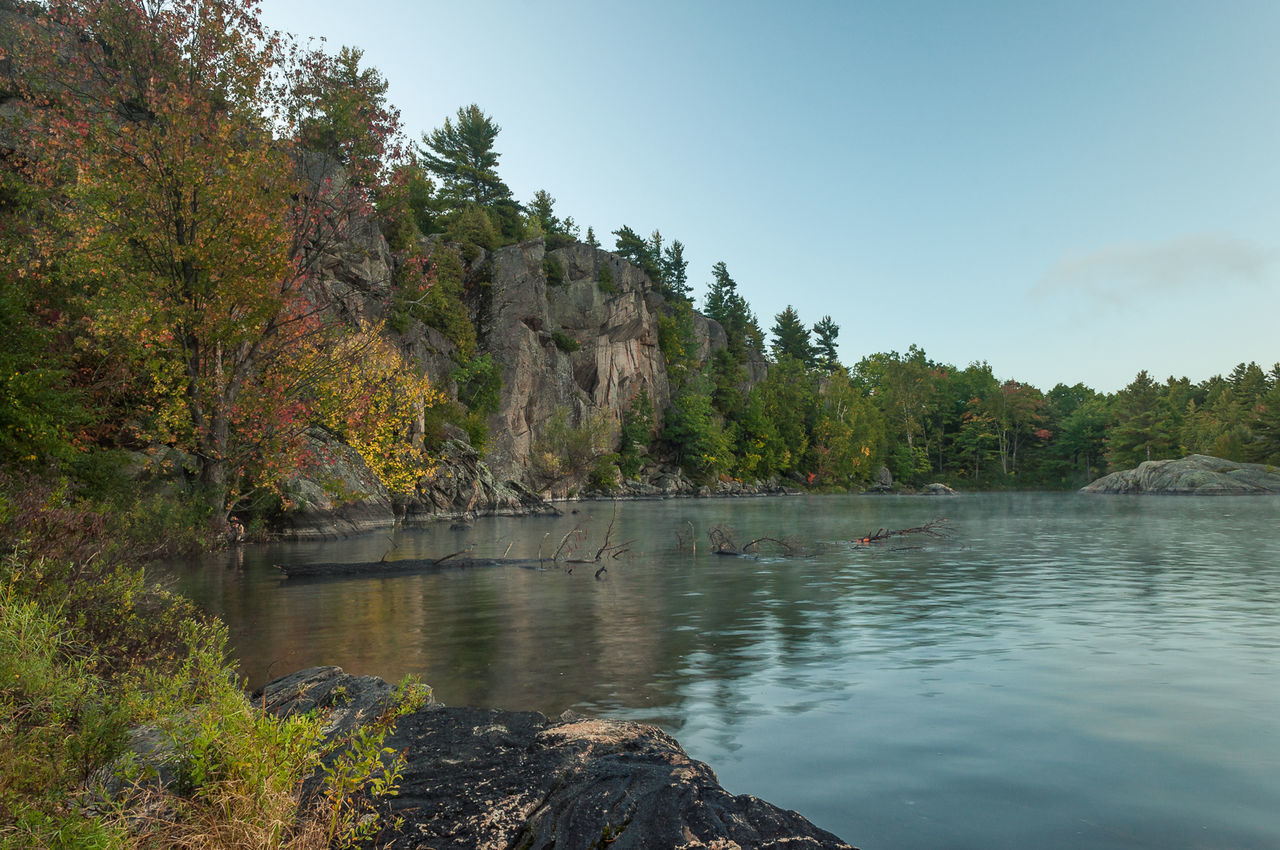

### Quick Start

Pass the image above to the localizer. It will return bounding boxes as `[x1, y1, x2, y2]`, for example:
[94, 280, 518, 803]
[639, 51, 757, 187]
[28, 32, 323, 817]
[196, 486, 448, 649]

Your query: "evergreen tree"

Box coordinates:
[612, 225, 661, 281]
[661, 239, 691, 301]
[293, 46, 397, 177]
[812, 315, 841, 372]
[703, 261, 763, 358]
[420, 104, 512, 207]
[586, 226, 600, 247]
[770, 306, 814, 365]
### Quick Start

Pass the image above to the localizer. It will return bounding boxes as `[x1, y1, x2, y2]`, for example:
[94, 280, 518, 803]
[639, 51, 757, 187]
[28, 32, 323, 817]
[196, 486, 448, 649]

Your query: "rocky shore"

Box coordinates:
[256, 666, 857, 850]
[1081, 454, 1280, 494]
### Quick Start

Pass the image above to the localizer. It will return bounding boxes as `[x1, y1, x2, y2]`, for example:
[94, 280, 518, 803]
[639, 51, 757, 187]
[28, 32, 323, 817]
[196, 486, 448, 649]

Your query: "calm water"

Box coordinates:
[159, 493, 1280, 850]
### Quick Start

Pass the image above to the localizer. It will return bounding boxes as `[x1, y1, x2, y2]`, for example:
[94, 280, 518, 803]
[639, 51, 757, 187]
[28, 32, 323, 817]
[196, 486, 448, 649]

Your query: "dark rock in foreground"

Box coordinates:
[258, 667, 855, 850]
[1081, 454, 1280, 494]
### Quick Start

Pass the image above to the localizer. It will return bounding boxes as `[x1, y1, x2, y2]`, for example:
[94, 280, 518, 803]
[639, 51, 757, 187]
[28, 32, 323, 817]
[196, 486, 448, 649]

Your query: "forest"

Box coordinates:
[1, 1, 1278, 844]
[2, 0, 1279, 536]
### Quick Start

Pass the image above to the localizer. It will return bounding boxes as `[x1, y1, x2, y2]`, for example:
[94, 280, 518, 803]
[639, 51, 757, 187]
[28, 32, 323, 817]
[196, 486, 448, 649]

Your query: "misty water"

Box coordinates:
[159, 493, 1280, 850]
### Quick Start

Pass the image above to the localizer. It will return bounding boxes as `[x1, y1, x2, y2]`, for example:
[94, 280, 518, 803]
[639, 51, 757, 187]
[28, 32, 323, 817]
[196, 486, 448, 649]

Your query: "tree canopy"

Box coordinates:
[419, 104, 512, 207]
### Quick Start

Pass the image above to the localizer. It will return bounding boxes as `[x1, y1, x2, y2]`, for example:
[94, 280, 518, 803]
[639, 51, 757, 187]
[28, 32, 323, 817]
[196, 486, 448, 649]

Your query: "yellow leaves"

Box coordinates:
[308, 321, 440, 496]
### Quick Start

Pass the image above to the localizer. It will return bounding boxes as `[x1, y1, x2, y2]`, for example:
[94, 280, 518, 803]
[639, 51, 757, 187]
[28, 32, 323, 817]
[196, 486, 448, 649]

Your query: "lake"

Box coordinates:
[159, 493, 1280, 850]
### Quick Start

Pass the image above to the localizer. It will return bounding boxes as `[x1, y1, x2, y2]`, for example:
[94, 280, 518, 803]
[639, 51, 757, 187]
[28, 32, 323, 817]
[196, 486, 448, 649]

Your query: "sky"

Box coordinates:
[258, 0, 1280, 393]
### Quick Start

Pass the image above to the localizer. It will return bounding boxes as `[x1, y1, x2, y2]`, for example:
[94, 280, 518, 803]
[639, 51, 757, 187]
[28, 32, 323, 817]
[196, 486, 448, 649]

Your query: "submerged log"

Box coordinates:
[275, 557, 536, 579]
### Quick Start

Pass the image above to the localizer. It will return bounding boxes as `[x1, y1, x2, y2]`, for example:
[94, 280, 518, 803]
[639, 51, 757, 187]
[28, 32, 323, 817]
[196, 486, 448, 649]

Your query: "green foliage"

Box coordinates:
[612, 225, 662, 283]
[770, 305, 815, 366]
[661, 379, 731, 479]
[391, 243, 476, 357]
[293, 45, 395, 177]
[618, 388, 655, 479]
[451, 354, 502, 416]
[0, 475, 421, 847]
[526, 189, 578, 248]
[703, 261, 763, 359]
[657, 300, 700, 390]
[551, 330, 580, 353]
[419, 104, 512, 207]
[445, 203, 501, 259]
[597, 263, 616, 294]
[543, 254, 567, 286]
[812, 316, 841, 373]
[530, 408, 618, 491]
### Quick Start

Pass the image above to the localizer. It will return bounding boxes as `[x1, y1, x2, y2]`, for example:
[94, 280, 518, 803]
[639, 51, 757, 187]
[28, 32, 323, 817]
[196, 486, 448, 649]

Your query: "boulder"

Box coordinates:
[1081, 454, 1280, 494]
[277, 427, 397, 539]
[258, 668, 857, 850]
[921, 482, 958, 496]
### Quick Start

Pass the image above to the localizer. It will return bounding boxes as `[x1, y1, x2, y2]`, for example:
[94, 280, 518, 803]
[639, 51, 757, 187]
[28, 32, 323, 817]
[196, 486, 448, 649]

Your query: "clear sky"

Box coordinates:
[258, 0, 1280, 393]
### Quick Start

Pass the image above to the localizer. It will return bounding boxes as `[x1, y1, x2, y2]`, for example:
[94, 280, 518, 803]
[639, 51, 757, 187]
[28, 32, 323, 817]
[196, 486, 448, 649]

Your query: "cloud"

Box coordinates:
[1032, 234, 1271, 304]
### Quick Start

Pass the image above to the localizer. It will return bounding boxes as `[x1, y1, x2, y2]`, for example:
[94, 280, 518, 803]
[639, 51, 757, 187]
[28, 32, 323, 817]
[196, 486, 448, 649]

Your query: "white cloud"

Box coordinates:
[1032, 234, 1271, 304]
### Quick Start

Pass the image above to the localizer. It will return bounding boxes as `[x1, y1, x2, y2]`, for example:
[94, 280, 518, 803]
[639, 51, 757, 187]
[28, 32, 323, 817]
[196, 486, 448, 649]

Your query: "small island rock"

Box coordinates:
[1081, 454, 1280, 495]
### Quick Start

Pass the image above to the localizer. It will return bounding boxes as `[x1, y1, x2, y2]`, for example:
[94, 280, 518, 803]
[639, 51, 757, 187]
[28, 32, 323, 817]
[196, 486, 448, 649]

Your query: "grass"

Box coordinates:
[0, 475, 423, 848]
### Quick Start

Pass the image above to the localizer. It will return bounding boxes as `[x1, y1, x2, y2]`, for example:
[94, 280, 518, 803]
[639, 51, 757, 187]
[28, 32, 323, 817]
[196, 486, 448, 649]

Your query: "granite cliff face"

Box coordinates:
[1081, 454, 1280, 494]
[280, 222, 739, 535]
[480, 240, 713, 484]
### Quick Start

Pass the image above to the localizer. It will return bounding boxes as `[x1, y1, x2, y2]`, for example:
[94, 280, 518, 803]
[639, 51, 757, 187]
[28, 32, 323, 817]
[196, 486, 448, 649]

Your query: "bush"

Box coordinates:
[551, 330, 580, 353]
[0, 475, 421, 847]
[542, 254, 566, 286]
[530, 408, 618, 491]
[596, 264, 616, 294]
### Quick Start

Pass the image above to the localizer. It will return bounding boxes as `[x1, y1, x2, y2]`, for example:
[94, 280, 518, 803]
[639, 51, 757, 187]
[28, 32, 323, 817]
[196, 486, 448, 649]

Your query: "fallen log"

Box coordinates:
[276, 557, 539, 579]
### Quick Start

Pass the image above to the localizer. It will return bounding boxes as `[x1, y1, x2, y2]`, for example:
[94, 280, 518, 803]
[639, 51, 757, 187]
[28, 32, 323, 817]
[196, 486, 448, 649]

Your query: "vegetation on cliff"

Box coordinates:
[2, 0, 1279, 537]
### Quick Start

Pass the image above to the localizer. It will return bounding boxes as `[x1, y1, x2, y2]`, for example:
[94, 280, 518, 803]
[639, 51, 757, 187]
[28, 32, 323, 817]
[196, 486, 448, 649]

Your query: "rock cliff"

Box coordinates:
[1081, 454, 1280, 494]
[276, 179, 747, 530]
[480, 240, 708, 484]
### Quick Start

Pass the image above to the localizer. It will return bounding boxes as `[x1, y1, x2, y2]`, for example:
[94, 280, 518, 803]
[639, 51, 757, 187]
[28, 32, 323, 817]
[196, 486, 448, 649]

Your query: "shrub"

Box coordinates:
[542, 254, 565, 286]
[551, 330, 580, 353]
[596, 264, 616, 294]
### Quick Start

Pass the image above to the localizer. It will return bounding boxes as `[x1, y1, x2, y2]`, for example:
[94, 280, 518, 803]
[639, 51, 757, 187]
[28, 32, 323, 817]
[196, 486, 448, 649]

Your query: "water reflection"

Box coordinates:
[158, 493, 1280, 850]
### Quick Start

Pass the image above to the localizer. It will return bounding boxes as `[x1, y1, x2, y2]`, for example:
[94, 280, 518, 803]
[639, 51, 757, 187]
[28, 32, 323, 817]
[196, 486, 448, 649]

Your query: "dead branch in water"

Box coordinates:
[568, 501, 633, 564]
[708, 525, 802, 557]
[851, 518, 952, 546]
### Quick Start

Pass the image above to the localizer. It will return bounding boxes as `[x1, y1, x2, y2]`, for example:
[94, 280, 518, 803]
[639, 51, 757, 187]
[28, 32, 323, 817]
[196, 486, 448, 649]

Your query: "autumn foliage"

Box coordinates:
[2, 0, 430, 527]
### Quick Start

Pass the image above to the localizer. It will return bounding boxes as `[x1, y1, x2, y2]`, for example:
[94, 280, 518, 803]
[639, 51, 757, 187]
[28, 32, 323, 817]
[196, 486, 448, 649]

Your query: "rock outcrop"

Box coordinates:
[258, 667, 856, 850]
[480, 240, 715, 486]
[1081, 454, 1280, 494]
[405, 437, 556, 521]
[277, 427, 398, 539]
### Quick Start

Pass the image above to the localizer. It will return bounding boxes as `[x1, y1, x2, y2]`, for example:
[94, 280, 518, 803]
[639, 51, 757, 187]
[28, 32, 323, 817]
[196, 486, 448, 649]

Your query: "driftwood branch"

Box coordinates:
[851, 518, 951, 545]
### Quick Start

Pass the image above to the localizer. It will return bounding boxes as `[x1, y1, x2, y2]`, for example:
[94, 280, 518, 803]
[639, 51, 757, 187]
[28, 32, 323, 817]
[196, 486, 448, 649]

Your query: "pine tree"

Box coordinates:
[662, 240, 691, 301]
[812, 315, 841, 372]
[419, 104, 512, 206]
[770, 306, 814, 366]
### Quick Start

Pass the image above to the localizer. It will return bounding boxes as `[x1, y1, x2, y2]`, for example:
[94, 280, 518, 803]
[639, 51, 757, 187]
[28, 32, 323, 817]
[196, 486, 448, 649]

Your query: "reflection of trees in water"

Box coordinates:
[160, 493, 1280, 744]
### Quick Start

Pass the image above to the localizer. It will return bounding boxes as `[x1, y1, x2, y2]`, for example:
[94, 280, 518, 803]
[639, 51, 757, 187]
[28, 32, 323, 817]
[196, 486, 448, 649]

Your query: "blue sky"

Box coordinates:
[259, 0, 1280, 393]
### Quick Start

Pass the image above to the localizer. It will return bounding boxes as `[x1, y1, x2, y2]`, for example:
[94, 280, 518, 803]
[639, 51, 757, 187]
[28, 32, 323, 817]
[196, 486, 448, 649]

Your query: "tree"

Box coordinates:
[812, 316, 841, 372]
[8, 0, 399, 528]
[291, 45, 399, 178]
[1106, 370, 1181, 469]
[703, 261, 763, 358]
[661, 239, 691, 301]
[612, 224, 661, 282]
[419, 104, 512, 207]
[770, 306, 814, 366]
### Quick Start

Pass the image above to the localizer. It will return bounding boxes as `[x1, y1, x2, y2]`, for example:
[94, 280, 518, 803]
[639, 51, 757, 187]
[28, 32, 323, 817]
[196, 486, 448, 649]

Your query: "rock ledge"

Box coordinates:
[1081, 454, 1280, 494]
[258, 666, 856, 850]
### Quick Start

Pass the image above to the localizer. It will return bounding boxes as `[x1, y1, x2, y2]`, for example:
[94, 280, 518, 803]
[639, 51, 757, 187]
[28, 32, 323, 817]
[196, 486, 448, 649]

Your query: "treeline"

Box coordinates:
[3, 0, 1279, 545]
